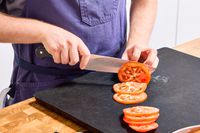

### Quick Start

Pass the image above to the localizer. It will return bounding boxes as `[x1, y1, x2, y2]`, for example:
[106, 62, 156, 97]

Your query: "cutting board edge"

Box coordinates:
[34, 97, 102, 133]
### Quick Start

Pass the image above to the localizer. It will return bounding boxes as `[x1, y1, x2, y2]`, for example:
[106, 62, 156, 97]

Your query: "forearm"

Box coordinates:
[128, 0, 157, 48]
[0, 13, 48, 44]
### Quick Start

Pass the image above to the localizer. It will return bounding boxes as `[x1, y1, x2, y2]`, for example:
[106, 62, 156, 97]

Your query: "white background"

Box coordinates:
[0, 0, 200, 92]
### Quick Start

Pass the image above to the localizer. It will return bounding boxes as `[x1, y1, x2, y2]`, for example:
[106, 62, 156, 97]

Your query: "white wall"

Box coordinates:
[150, 0, 200, 48]
[0, 44, 13, 92]
[149, 0, 179, 48]
[126, 0, 179, 49]
[176, 0, 200, 44]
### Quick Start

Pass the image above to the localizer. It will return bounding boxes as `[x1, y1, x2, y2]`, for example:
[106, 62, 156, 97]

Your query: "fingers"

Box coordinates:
[147, 57, 159, 73]
[121, 50, 129, 60]
[51, 45, 61, 64]
[144, 49, 158, 66]
[78, 40, 91, 69]
[142, 49, 159, 73]
[61, 45, 69, 64]
[152, 56, 159, 70]
[127, 47, 141, 61]
[123, 46, 159, 72]
[68, 42, 79, 66]
[50, 38, 90, 69]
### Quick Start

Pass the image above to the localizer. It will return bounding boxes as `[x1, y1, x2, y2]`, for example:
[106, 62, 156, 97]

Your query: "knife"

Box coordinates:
[35, 47, 128, 73]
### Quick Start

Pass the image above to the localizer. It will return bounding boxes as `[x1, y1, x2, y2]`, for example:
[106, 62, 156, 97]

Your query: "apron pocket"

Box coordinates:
[79, 0, 119, 26]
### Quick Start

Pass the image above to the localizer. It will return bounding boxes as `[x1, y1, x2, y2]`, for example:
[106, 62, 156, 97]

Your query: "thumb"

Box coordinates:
[77, 41, 91, 69]
[121, 51, 128, 60]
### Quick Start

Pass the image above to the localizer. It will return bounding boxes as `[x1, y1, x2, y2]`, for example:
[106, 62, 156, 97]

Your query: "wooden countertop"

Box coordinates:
[0, 98, 85, 133]
[175, 38, 200, 58]
[0, 38, 200, 133]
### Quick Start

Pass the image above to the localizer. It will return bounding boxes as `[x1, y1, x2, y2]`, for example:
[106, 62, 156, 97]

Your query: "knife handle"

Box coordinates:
[35, 47, 52, 59]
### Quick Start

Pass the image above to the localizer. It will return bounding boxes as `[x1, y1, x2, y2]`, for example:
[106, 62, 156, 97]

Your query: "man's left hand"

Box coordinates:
[122, 45, 159, 73]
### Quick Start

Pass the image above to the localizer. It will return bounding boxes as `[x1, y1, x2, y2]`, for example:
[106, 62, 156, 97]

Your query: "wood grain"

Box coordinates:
[0, 98, 85, 133]
[0, 38, 200, 133]
[175, 38, 200, 58]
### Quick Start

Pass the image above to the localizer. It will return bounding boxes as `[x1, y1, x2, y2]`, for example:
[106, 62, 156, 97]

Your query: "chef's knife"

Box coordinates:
[35, 47, 128, 73]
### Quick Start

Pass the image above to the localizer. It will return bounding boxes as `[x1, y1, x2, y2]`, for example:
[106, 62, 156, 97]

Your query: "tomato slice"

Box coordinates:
[118, 61, 151, 84]
[113, 93, 147, 104]
[124, 113, 159, 122]
[113, 82, 147, 95]
[123, 117, 156, 125]
[129, 122, 159, 132]
[123, 106, 159, 117]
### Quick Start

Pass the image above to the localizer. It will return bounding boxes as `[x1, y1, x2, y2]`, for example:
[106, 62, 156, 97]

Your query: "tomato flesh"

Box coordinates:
[118, 61, 151, 84]
[122, 106, 160, 132]
[123, 117, 155, 125]
[123, 106, 159, 117]
[129, 122, 159, 132]
[113, 82, 147, 95]
[124, 113, 159, 122]
[113, 93, 147, 104]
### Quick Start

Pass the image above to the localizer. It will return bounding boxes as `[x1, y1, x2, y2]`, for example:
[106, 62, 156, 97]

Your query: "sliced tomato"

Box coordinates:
[118, 61, 151, 84]
[124, 113, 159, 122]
[113, 93, 147, 104]
[113, 82, 147, 95]
[129, 122, 158, 132]
[123, 106, 159, 117]
[123, 117, 155, 125]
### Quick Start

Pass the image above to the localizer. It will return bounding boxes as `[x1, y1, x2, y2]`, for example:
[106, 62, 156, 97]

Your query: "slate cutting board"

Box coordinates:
[35, 48, 200, 133]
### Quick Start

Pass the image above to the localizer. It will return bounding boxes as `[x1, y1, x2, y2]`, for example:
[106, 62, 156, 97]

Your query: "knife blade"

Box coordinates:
[35, 47, 127, 73]
[84, 54, 127, 73]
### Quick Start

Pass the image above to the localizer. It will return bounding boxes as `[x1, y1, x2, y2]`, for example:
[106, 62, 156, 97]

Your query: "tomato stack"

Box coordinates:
[114, 61, 160, 132]
[113, 61, 151, 104]
[123, 106, 160, 132]
[113, 82, 148, 104]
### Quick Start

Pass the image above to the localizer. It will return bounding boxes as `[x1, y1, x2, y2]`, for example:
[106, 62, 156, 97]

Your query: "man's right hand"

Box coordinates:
[0, 13, 90, 69]
[40, 25, 90, 69]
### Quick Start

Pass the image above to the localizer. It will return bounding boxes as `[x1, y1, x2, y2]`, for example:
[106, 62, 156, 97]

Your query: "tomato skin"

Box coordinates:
[124, 113, 159, 122]
[122, 106, 160, 132]
[118, 61, 151, 84]
[123, 117, 155, 125]
[123, 106, 160, 117]
[113, 82, 147, 95]
[129, 122, 159, 132]
[113, 93, 147, 105]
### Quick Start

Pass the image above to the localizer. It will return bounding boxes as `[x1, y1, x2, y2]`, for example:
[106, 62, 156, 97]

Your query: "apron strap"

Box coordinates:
[15, 54, 86, 75]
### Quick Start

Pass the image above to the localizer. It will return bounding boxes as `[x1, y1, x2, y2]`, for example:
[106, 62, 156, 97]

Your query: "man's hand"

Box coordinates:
[41, 25, 90, 69]
[122, 45, 159, 73]
[124, 0, 158, 72]
[0, 13, 90, 69]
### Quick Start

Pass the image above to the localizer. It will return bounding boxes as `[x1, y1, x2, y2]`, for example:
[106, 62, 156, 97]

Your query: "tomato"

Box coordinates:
[129, 122, 158, 132]
[124, 117, 156, 125]
[123, 106, 159, 117]
[124, 113, 159, 122]
[113, 93, 147, 104]
[123, 117, 156, 125]
[113, 82, 147, 95]
[118, 61, 151, 84]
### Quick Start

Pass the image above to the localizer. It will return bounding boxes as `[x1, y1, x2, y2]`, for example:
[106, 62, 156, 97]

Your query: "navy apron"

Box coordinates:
[8, 0, 127, 105]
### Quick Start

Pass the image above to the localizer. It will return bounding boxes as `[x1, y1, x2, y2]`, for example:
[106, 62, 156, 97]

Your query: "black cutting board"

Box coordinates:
[35, 48, 200, 133]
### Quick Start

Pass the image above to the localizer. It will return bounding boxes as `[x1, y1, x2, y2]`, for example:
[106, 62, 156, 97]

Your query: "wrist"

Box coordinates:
[127, 39, 149, 50]
[38, 22, 52, 44]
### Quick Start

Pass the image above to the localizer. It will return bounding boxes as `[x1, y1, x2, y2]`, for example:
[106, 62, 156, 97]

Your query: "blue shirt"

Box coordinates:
[0, 0, 127, 104]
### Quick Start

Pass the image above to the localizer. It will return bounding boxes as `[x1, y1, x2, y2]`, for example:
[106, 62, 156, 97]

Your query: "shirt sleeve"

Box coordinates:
[0, 0, 6, 13]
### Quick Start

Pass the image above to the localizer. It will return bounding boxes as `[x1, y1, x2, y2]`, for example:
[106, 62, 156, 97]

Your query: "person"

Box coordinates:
[0, 0, 159, 105]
